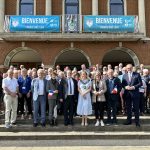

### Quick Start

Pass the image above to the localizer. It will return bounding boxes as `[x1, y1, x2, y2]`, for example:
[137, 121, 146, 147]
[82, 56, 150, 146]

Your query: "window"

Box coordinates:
[64, 0, 80, 32]
[110, 0, 124, 15]
[19, 0, 34, 15]
[65, 0, 79, 14]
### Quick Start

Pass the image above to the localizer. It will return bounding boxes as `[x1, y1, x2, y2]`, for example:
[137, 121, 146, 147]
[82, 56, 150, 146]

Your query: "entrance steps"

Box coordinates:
[0, 115, 150, 140]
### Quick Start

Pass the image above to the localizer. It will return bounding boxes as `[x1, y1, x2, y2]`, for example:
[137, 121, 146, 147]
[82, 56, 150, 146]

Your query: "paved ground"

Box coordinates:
[0, 146, 150, 150]
[0, 140, 150, 147]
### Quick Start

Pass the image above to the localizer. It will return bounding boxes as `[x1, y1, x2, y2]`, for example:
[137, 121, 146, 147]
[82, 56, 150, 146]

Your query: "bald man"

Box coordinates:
[122, 64, 142, 127]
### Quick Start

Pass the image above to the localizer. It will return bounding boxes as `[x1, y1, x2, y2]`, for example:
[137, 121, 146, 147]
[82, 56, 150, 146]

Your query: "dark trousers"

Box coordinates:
[125, 92, 140, 124]
[64, 95, 74, 125]
[20, 94, 32, 115]
[139, 93, 145, 113]
[107, 95, 118, 122]
[94, 101, 105, 120]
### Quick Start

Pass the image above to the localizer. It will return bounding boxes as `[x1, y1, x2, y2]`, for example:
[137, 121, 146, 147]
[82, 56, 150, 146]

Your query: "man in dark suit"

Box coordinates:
[57, 71, 66, 115]
[142, 69, 150, 113]
[59, 70, 78, 126]
[105, 69, 122, 125]
[122, 64, 142, 127]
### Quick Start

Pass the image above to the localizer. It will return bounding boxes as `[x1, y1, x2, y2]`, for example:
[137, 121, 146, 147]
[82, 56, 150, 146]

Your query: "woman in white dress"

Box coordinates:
[77, 71, 92, 126]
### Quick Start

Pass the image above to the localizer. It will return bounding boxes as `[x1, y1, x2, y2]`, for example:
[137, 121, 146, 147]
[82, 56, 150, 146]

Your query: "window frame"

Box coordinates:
[65, 0, 79, 14]
[109, 0, 125, 15]
[19, 0, 34, 15]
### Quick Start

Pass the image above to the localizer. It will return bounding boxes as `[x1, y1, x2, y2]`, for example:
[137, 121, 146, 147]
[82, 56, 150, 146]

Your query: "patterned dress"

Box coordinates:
[77, 79, 92, 116]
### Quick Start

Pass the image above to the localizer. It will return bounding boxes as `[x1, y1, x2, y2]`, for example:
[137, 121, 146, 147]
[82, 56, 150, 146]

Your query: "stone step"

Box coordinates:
[0, 131, 150, 140]
[1, 115, 150, 124]
[0, 123, 150, 132]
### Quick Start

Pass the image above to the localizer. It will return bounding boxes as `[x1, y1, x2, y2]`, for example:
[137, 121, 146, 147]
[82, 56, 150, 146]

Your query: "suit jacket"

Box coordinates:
[31, 78, 47, 101]
[92, 79, 107, 102]
[122, 72, 142, 95]
[60, 78, 78, 100]
[143, 75, 150, 92]
[46, 79, 59, 100]
[58, 78, 66, 100]
[105, 77, 122, 100]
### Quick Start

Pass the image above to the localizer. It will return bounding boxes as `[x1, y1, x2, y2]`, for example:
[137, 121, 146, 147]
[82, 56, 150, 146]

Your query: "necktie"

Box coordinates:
[109, 79, 113, 93]
[69, 78, 72, 95]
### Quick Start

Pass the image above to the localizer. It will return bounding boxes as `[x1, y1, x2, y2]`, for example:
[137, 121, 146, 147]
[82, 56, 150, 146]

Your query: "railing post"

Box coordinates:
[138, 0, 146, 36]
[45, 0, 52, 15]
[0, 0, 5, 32]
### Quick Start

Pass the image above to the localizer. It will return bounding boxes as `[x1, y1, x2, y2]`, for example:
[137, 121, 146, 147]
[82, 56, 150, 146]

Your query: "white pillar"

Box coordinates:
[138, 0, 146, 35]
[45, 0, 52, 15]
[0, 0, 5, 32]
[92, 0, 98, 15]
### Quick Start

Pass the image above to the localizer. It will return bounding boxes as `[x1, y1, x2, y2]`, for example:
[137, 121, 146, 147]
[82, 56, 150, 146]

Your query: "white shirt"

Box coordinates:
[128, 72, 133, 82]
[45, 75, 51, 81]
[2, 77, 18, 93]
[38, 79, 44, 95]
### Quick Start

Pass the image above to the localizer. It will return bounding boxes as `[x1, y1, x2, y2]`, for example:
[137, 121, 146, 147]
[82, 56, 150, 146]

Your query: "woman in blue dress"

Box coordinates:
[77, 71, 92, 126]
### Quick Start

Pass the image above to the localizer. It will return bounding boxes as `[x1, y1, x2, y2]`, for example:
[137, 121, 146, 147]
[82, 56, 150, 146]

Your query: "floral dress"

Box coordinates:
[77, 79, 92, 116]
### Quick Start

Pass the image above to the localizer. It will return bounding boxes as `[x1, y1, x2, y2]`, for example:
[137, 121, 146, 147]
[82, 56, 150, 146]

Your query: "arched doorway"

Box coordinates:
[4, 47, 42, 69]
[102, 47, 140, 67]
[54, 49, 91, 70]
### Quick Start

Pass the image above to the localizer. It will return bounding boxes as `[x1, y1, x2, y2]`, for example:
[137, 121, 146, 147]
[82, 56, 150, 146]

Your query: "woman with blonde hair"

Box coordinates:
[92, 72, 107, 126]
[77, 71, 92, 126]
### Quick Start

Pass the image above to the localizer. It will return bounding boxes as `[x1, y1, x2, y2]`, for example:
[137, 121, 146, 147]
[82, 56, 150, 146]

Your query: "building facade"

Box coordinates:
[0, 0, 150, 71]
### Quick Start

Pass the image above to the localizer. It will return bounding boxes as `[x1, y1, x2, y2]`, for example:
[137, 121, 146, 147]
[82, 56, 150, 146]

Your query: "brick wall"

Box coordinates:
[36, 0, 45, 15]
[5, 0, 16, 15]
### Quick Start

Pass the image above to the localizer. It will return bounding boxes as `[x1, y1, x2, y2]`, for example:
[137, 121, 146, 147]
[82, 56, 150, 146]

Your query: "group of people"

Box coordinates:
[1, 63, 150, 128]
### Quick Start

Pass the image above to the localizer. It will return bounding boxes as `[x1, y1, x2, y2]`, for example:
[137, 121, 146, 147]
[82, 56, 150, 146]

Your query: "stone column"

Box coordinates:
[45, 0, 52, 15]
[138, 0, 146, 35]
[0, 0, 5, 32]
[92, 0, 98, 15]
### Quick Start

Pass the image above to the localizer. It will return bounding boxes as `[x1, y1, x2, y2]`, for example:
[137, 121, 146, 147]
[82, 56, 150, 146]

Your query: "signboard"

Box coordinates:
[8, 16, 60, 32]
[84, 15, 138, 33]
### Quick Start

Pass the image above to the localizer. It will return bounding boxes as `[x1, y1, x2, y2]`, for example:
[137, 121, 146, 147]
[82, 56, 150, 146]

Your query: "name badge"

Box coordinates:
[22, 87, 26, 90]
[139, 88, 144, 93]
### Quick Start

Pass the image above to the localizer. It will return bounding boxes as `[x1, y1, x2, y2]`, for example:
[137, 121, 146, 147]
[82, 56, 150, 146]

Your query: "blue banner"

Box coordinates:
[84, 16, 138, 33]
[9, 16, 60, 32]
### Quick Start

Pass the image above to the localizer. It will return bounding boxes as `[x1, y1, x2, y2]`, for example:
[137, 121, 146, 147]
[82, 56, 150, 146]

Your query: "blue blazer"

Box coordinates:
[122, 72, 142, 94]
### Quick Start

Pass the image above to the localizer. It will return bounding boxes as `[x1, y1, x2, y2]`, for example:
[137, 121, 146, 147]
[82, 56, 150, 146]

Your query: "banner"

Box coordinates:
[84, 15, 138, 33]
[65, 14, 79, 32]
[8, 16, 60, 32]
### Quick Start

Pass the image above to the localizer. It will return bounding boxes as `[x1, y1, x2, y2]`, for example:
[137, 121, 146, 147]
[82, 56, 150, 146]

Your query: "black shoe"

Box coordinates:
[64, 123, 68, 126]
[136, 123, 141, 127]
[33, 123, 38, 127]
[124, 121, 132, 125]
[41, 123, 46, 127]
[53, 119, 57, 126]
[112, 119, 117, 125]
[49, 120, 53, 126]
[106, 120, 111, 126]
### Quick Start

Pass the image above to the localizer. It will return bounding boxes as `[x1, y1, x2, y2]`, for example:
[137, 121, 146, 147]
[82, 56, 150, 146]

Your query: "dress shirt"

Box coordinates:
[38, 79, 44, 95]
[109, 78, 114, 93]
[128, 72, 133, 82]
[67, 78, 74, 95]
[2, 77, 18, 93]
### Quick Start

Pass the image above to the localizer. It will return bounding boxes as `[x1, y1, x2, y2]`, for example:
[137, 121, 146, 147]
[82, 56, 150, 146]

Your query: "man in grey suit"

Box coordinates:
[31, 69, 47, 127]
